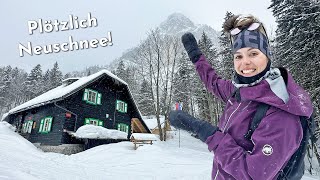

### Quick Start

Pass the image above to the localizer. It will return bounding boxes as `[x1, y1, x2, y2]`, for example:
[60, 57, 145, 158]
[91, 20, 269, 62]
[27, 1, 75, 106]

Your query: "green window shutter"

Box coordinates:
[97, 93, 102, 105]
[83, 89, 88, 101]
[85, 118, 90, 125]
[124, 103, 128, 113]
[47, 117, 53, 132]
[39, 119, 44, 133]
[98, 120, 103, 126]
[125, 125, 128, 133]
[117, 124, 120, 130]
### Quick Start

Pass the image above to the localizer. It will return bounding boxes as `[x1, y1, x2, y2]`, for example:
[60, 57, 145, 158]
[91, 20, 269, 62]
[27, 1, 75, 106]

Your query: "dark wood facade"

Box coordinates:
[6, 73, 150, 146]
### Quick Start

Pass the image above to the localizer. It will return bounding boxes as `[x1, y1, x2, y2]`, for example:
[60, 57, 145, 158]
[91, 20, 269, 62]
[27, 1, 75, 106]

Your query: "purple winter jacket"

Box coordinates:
[194, 55, 313, 180]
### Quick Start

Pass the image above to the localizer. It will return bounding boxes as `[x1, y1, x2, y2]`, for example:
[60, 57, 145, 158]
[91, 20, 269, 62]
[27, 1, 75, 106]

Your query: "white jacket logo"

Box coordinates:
[262, 144, 273, 156]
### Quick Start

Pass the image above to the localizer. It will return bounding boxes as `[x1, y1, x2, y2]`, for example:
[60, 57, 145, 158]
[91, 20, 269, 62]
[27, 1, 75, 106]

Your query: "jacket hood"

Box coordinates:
[238, 68, 313, 118]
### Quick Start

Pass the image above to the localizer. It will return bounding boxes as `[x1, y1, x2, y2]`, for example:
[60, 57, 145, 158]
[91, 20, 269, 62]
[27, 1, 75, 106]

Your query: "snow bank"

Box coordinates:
[0, 121, 16, 131]
[72, 124, 128, 139]
[0, 121, 318, 180]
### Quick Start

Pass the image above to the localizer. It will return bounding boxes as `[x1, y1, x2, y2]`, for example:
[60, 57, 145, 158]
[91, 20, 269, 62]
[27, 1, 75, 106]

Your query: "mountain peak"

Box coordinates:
[167, 13, 193, 24]
[159, 13, 195, 34]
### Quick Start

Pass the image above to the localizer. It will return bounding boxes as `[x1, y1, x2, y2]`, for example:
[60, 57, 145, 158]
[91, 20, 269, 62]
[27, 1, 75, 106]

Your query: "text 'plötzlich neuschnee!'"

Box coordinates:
[19, 13, 113, 57]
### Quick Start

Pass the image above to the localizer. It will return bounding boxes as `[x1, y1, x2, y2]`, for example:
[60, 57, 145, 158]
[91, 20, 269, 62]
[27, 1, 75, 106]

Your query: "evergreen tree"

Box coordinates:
[269, 0, 320, 119]
[137, 79, 154, 116]
[198, 31, 218, 66]
[116, 60, 126, 81]
[25, 64, 43, 98]
[173, 52, 194, 114]
[269, 0, 320, 169]
[0, 66, 12, 114]
[269, 0, 320, 90]
[28, 64, 43, 82]
[195, 32, 220, 123]
[64, 73, 71, 79]
[42, 69, 51, 91]
[49, 62, 63, 89]
[218, 11, 235, 79]
[125, 66, 138, 93]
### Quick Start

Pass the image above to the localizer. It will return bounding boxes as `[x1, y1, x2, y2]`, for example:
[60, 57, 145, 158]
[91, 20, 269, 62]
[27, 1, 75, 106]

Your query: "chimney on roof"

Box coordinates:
[62, 78, 79, 86]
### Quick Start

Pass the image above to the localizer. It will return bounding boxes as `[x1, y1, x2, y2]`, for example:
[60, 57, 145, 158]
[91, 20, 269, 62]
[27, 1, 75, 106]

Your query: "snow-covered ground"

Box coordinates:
[0, 121, 318, 180]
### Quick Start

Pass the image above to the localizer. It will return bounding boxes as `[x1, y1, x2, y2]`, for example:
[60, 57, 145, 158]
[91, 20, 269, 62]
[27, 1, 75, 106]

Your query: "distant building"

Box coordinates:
[143, 116, 174, 138]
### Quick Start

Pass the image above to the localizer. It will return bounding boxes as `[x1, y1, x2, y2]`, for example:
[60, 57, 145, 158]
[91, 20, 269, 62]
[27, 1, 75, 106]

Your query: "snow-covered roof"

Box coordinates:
[1, 113, 8, 121]
[72, 125, 128, 139]
[8, 69, 127, 115]
[130, 133, 158, 141]
[143, 116, 166, 129]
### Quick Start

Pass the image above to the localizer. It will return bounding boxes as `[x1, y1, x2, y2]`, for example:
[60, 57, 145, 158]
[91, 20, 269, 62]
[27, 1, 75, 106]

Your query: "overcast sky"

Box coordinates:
[1, 0, 276, 74]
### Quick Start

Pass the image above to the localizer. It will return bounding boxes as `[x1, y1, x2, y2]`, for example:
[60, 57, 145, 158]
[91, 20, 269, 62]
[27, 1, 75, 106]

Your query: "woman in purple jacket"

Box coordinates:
[169, 15, 313, 179]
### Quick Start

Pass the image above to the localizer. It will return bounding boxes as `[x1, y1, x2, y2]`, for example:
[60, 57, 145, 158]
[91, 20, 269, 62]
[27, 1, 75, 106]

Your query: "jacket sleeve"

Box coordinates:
[194, 55, 234, 103]
[205, 111, 303, 180]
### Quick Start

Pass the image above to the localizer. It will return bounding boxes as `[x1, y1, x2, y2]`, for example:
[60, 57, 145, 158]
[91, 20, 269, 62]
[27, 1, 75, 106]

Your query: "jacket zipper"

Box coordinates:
[213, 102, 241, 179]
[214, 169, 219, 180]
[222, 102, 242, 132]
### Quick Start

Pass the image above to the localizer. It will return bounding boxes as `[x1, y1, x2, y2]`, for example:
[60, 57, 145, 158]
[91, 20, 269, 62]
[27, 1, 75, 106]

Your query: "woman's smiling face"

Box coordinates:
[233, 47, 268, 77]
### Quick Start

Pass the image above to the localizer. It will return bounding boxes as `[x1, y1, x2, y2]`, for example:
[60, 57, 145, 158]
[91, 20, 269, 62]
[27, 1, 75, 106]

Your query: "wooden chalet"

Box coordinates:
[3, 70, 150, 154]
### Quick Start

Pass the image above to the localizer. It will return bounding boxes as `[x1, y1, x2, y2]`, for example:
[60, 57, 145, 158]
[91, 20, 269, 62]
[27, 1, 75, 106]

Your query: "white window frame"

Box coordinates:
[83, 88, 102, 105]
[117, 123, 129, 133]
[116, 100, 128, 113]
[22, 120, 33, 134]
[39, 116, 53, 133]
[88, 90, 97, 104]
[84, 118, 103, 126]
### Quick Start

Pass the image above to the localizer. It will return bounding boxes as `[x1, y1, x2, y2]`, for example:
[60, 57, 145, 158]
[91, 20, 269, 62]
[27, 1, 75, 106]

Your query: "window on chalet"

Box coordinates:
[116, 100, 127, 113]
[39, 116, 53, 133]
[83, 88, 102, 105]
[84, 118, 103, 126]
[117, 123, 129, 133]
[22, 120, 34, 133]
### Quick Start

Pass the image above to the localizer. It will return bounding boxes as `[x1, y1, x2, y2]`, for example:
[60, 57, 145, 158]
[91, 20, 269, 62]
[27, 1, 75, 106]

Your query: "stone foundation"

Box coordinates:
[34, 143, 84, 155]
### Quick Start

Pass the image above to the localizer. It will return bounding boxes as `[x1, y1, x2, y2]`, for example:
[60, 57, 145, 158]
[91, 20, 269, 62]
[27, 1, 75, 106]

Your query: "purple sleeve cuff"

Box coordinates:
[205, 131, 225, 152]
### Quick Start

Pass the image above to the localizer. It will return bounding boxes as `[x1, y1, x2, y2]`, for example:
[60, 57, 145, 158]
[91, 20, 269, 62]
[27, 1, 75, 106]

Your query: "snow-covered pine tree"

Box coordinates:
[11, 68, 28, 106]
[116, 60, 127, 81]
[64, 73, 71, 79]
[172, 52, 194, 115]
[269, 0, 320, 124]
[0, 66, 12, 115]
[137, 79, 154, 116]
[269, 0, 320, 172]
[218, 11, 234, 80]
[42, 69, 51, 92]
[197, 31, 220, 125]
[0, 66, 29, 118]
[49, 62, 63, 89]
[125, 66, 139, 95]
[25, 64, 44, 99]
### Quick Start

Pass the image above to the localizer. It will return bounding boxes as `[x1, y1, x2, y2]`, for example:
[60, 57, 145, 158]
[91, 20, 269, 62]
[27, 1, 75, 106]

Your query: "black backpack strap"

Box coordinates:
[307, 114, 318, 144]
[244, 103, 270, 140]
